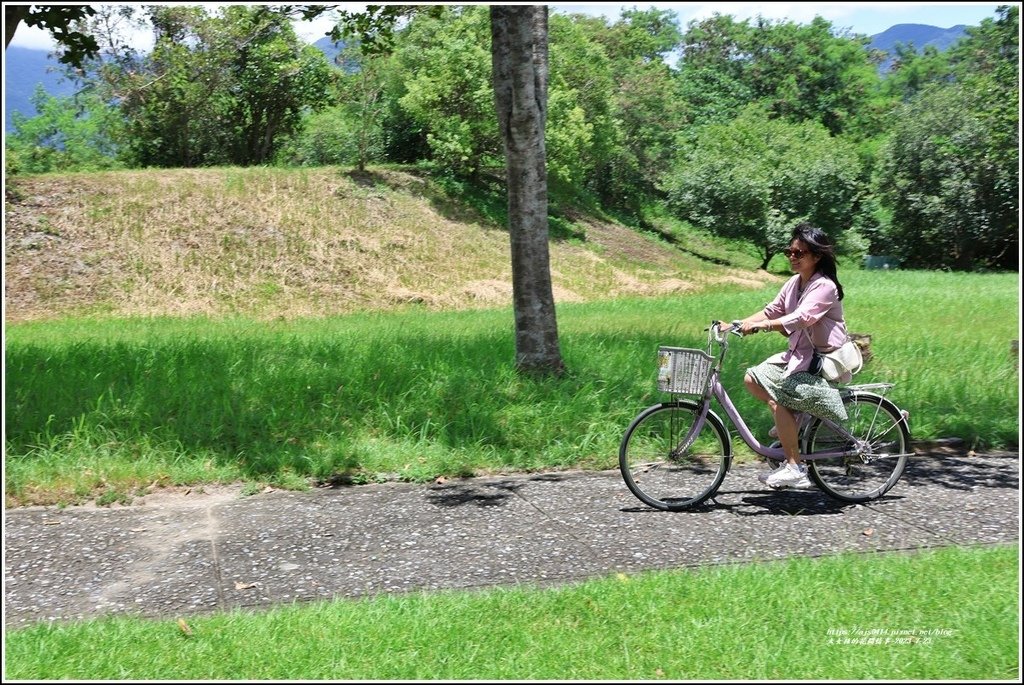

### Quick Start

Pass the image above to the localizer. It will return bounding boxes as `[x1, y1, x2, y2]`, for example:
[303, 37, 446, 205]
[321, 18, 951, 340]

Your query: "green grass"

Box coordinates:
[3, 544, 1017, 680]
[5, 270, 1019, 505]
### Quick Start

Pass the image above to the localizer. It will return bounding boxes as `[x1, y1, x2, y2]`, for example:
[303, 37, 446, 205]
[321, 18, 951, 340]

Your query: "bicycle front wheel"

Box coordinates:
[804, 393, 911, 503]
[619, 400, 731, 511]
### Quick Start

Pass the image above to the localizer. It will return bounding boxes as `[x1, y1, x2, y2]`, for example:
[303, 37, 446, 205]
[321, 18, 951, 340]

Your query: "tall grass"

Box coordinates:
[3, 544, 1018, 680]
[4, 270, 1019, 505]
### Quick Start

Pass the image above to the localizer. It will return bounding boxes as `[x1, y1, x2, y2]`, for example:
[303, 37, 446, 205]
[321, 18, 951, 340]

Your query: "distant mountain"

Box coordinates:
[867, 23, 969, 72]
[4, 46, 79, 132]
[313, 36, 345, 66]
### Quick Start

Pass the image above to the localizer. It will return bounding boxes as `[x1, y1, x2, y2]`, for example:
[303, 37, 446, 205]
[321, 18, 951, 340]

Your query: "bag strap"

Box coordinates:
[803, 326, 852, 354]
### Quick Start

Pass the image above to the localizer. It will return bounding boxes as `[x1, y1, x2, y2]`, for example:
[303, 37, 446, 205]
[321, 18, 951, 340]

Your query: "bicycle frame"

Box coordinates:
[710, 371, 837, 461]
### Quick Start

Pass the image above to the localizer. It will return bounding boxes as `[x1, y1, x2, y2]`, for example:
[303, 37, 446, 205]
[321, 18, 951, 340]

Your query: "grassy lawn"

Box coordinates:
[5, 270, 1019, 506]
[4, 544, 1017, 680]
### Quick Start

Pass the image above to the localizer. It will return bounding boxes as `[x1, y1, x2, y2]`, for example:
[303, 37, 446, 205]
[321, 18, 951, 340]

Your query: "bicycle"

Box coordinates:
[619, 320, 912, 511]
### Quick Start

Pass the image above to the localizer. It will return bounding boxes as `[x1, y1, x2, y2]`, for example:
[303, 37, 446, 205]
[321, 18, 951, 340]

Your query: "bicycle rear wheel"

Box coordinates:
[804, 392, 911, 503]
[619, 400, 731, 511]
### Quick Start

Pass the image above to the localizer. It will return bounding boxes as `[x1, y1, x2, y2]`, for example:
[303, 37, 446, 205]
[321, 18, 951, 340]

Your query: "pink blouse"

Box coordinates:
[763, 273, 848, 376]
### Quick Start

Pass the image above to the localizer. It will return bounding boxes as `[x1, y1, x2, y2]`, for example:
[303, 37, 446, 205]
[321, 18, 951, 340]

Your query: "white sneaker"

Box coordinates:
[764, 463, 814, 490]
[757, 462, 785, 484]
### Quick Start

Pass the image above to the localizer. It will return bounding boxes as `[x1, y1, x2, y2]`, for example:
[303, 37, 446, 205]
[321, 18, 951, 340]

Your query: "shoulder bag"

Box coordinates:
[804, 329, 863, 383]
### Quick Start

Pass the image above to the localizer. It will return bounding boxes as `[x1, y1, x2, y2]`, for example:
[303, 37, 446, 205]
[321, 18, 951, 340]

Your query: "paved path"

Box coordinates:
[4, 450, 1018, 628]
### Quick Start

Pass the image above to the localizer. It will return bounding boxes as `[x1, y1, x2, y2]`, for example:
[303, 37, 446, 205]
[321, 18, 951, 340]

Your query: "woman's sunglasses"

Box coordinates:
[783, 248, 810, 259]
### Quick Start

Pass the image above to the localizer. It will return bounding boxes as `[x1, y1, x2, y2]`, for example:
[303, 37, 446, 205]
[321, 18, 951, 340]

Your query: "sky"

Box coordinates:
[5, 2, 1007, 51]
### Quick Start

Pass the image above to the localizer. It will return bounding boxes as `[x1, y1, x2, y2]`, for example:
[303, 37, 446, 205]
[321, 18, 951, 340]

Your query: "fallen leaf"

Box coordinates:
[862, 528, 874, 537]
[177, 618, 193, 636]
[42, 520, 61, 526]
[234, 581, 258, 590]
[655, 668, 665, 677]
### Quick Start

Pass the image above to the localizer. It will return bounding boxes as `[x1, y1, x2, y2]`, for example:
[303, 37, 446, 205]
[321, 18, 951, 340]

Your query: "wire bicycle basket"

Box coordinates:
[657, 346, 716, 395]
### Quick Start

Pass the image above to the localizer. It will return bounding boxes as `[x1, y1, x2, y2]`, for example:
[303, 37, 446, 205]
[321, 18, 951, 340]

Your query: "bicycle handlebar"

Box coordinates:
[708, 320, 743, 344]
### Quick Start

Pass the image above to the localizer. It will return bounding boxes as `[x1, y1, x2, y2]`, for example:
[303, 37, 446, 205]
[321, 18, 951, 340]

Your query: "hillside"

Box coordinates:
[868, 22, 968, 54]
[3, 166, 779, 323]
[867, 23, 968, 72]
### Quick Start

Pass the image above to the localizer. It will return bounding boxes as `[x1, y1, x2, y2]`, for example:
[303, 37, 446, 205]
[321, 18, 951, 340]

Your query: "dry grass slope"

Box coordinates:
[4, 166, 779, 322]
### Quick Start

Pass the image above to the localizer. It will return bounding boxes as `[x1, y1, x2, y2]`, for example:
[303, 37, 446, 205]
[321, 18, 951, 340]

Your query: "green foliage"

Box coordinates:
[107, 5, 333, 167]
[391, 6, 499, 176]
[275, 105, 370, 167]
[564, 8, 688, 213]
[10, 4, 99, 68]
[676, 14, 882, 136]
[881, 44, 952, 101]
[5, 86, 126, 174]
[949, 4, 1019, 89]
[276, 35, 391, 169]
[547, 14, 618, 193]
[661, 104, 864, 267]
[873, 6, 1019, 270]
[874, 83, 1018, 270]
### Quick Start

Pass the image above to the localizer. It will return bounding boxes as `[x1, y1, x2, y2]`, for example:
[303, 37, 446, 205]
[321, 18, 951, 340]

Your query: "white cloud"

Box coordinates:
[5, 3, 363, 51]
[7, 21, 59, 51]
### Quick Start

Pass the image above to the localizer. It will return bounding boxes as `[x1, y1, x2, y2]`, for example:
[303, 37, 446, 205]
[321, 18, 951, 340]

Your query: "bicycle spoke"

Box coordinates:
[806, 393, 910, 502]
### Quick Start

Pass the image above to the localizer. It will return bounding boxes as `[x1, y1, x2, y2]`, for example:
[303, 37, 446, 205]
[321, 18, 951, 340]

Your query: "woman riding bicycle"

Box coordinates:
[728, 223, 850, 490]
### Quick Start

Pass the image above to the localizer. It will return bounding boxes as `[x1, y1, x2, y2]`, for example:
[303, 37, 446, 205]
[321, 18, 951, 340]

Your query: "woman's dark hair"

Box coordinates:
[792, 222, 844, 300]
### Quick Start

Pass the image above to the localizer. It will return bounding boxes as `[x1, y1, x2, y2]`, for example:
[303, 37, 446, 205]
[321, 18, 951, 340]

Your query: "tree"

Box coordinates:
[337, 43, 388, 172]
[490, 5, 564, 375]
[881, 43, 952, 102]
[4, 4, 98, 67]
[676, 14, 882, 137]
[325, 3, 563, 374]
[875, 82, 1017, 270]
[392, 6, 499, 177]
[95, 5, 333, 167]
[552, 8, 683, 212]
[221, 6, 335, 165]
[662, 104, 864, 268]
[873, 5, 1018, 271]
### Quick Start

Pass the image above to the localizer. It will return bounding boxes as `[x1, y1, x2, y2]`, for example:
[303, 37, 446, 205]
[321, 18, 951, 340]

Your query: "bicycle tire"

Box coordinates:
[804, 392, 911, 503]
[619, 400, 732, 511]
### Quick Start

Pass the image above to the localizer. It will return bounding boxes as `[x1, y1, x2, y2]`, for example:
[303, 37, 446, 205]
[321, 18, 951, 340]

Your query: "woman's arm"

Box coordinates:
[734, 276, 798, 335]
[758, 279, 838, 335]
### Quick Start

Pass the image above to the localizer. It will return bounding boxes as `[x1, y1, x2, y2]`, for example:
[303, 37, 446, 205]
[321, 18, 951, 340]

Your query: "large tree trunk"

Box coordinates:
[490, 5, 564, 376]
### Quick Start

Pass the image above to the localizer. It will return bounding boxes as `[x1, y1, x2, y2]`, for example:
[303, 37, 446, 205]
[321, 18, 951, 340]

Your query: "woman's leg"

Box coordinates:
[771, 405, 801, 465]
[744, 373, 801, 465]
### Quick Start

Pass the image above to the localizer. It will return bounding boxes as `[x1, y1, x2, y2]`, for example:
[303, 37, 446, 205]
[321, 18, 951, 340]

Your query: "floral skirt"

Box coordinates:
[746, 360, 848, 424]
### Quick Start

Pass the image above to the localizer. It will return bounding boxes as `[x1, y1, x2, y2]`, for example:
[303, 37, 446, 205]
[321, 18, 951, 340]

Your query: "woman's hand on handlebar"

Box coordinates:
[711, 320, 743, 339]
[713, 319, 761, 337]
[737, 319, 762, 336]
